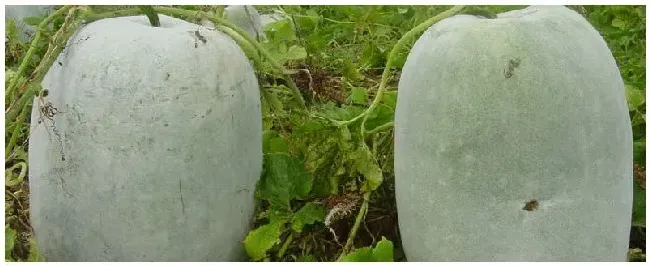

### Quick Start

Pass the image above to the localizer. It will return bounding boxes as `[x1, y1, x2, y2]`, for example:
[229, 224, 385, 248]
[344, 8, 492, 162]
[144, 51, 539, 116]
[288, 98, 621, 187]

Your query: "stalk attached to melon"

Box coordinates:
[80, 6, 307, 110]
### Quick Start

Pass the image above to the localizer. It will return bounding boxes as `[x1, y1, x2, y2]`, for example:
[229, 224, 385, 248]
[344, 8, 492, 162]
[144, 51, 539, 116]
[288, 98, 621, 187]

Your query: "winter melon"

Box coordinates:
[28, 14, 262, 261]
[224, 5, 265, 41]
[395, 6, 633, 261]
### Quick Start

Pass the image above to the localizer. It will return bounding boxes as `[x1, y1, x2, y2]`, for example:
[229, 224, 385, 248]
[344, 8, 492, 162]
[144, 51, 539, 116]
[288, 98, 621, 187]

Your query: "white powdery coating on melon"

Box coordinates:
[395, 6, 632, 262]
[28, 15, 262, 261]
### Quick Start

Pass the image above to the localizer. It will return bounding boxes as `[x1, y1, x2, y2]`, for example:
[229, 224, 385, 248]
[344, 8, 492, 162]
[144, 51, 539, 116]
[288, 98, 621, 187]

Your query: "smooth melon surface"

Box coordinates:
[395, 6, 633, 261]
[28, 15, 262, 261]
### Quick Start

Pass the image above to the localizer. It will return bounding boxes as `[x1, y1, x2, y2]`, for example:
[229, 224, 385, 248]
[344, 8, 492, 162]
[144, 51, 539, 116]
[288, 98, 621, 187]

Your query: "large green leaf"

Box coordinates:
[348, 86, 368, 105]
[264, 19, 296, 42]
[291, 202, 325, 232]
[263, 131, 289, 154]
[337, 237, 394, 262]
[258, 153, 313, 207]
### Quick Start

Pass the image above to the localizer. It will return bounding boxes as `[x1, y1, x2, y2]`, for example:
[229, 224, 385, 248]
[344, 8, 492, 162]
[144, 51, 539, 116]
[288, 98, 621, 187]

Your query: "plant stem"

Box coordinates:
[366, 121, 394, 135]
[6, 7, 81, 127]
[5, 5, 73, 99]
[83, 7, 308, 111]
[278, 231, 294, 259]
[6, 102, 31, 160]
[154, 7, 308, 110]
[5, 162, 27, 187]
[138, 6, 161, 27]
[215, 25, 263, 68]
[81, 8, 141, 23]
[331, 5, 466, 130]
[341, 192, 370, 256]
[215, 5, 226, 18]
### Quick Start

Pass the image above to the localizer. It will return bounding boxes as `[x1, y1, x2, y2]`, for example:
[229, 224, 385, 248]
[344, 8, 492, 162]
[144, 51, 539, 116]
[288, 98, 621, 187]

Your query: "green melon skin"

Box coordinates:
[395, 6, 633, 262]
[28, 15, 262, 261]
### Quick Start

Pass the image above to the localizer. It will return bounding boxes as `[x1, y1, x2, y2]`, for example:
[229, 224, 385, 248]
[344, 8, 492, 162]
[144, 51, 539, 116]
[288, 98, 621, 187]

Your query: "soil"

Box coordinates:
[292, 65, 345, 105]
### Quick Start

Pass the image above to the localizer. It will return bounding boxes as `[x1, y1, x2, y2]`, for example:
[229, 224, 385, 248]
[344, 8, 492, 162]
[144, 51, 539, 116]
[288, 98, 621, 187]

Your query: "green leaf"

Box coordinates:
[294, 10, 319, 31]
[348, 87, 368, 105]
[267, 204, 294, 224]
[263, 132, 290, 154]
[337, 237, 394, 262]
[350, 142, 383, 192]
[342, 58, 363, 81]
[632, 113, 645, 127]
[259, 154, 313, 207]
[633, 140, 645, 165]
[364, 102, 395, 131]
[611, 17, 626, 29]
[340, 126, 351, 142]
[5, 225, 16, 260]
[268, 138, 289, 154]
[296, 120, 326, 133]
[632, 180, 645, 227]
[244, 220, 286, 261]
[625, 84, 645, 111]
[359, 42, 385, 68]
[265, 19, 296, 42]
[462, 6, 498, 19]
[382, 91, 398, 109]
[5, 19, 18, 40]
[286, 45, 307, 61]
[22, 16, 44, 26]
[370, 237, 394, 261]
[27, 238, 45, 262]
[291, 202, 325, 232]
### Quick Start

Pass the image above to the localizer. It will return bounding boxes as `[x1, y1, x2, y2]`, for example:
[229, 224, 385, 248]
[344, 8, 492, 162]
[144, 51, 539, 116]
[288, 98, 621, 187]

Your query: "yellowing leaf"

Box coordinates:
[244, 220, 286, 261]
[350, 142, 383, 192]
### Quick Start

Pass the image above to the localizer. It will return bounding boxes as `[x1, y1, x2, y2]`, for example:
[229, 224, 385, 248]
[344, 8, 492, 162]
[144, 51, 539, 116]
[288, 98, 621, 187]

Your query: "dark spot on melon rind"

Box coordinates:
[504, 57, 522, 79]
[523, 199, 539, 211]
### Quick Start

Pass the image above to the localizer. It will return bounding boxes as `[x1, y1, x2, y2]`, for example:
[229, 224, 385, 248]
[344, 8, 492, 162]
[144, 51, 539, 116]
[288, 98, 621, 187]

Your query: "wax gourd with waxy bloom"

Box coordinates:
[29, 15, 262, 261]
[395, 6, 633, 262]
